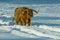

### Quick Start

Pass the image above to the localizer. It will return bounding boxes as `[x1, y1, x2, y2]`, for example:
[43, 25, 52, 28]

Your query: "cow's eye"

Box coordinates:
[24, 11, 27, 13]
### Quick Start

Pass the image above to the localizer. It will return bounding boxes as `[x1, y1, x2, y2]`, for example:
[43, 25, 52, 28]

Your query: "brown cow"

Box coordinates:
[12, 7, 38, 26]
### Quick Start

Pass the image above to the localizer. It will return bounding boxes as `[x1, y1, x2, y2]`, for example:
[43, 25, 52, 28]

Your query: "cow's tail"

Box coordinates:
[31, 9, 38, 14]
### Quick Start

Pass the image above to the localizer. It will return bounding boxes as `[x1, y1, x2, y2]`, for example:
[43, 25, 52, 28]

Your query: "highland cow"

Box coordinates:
[12, 7, 38, 26]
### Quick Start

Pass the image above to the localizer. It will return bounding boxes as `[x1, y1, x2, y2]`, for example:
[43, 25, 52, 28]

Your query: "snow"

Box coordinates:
[0, 25, 60, 40]
[0, 3, 60, 40]
[2, 15, 11, 18]
[0, 20, 9, 25]
[39, 25, 60, 32]
[12, 25, 60, 39]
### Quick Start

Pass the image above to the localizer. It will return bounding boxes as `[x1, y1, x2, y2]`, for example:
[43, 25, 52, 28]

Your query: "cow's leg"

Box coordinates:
[14, 20, 19, 28]
[15, 20, 19, 25]
[16, 21, 19, 25]
[26, 19, 30, 26]
[20, 18, 26, 26]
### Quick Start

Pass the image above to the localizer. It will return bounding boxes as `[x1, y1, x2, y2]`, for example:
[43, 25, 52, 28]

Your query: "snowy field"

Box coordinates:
[0, 3, 60, 40]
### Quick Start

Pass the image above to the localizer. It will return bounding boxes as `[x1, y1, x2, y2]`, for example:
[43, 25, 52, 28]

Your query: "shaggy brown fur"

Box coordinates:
[12, 7, 38, 26]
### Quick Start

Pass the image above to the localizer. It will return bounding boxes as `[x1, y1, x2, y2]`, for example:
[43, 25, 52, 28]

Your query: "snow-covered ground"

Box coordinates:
[0, 25, 60, 40]
[0, 3, 60, 40]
